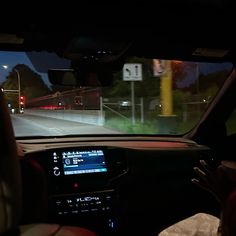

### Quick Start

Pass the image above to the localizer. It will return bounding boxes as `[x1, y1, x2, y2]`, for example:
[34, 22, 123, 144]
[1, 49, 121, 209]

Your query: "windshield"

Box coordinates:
[0, 51, 233, 137]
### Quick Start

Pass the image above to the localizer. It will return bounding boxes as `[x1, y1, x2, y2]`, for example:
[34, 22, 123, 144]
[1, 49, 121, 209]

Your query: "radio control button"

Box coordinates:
[53, 167, 61, 176]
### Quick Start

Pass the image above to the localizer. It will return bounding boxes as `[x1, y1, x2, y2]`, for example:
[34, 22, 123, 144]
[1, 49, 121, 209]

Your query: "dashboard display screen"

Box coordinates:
[62, 150, 107, 175]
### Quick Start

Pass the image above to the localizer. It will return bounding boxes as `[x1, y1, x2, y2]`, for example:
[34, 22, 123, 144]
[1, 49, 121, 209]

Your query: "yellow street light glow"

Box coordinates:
[172, 60, 182, 64]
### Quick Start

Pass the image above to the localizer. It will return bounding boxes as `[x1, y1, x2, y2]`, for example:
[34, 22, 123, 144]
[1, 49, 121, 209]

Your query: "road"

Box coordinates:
[11, 114, 120, 136]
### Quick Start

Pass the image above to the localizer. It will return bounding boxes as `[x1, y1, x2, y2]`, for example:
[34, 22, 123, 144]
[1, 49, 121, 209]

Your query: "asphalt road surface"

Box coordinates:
[11, 114, 120, 137]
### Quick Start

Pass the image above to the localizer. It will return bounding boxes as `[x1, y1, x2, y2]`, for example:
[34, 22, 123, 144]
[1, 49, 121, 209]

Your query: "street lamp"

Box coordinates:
[2, 65, 21, 113]
[14, 69, 21, 112]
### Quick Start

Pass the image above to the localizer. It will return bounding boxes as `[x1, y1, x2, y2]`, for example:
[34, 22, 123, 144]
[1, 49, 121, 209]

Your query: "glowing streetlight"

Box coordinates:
[2, 65, 21, 113]
[13, 69, 21, 112]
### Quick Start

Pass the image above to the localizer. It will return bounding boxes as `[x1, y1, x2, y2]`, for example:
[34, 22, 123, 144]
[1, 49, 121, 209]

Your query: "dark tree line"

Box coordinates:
[1, 64, 51, 108]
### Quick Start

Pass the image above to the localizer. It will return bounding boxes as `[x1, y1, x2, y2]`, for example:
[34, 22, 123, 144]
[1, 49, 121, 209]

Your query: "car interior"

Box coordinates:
[1, 2, 236, 236]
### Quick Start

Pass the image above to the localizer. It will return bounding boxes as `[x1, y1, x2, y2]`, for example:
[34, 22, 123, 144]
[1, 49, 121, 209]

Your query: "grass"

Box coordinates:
[105, 117, 158, 134]
[104, 110, 203, 135]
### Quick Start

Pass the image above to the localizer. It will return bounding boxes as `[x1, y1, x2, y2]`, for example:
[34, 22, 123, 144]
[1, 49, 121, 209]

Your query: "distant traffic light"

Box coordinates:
[19, 95, 25, 112]
[19, 95, 25, 113]
[19, 96, 25, 106]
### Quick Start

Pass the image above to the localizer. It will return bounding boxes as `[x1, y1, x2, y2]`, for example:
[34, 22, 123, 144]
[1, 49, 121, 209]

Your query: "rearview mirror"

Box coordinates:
[48, 68, 113, 87]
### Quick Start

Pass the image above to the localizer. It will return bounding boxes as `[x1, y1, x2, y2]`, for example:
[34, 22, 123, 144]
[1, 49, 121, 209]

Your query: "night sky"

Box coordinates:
[0, 51, 70, 87]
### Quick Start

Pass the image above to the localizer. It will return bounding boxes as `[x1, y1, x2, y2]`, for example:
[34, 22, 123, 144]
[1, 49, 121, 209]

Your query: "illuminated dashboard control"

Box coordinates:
[51, 149, 109, 179]
[51, 190, 114, 216]
[62, 149, 107, 176]
[53, 166, 61, 176]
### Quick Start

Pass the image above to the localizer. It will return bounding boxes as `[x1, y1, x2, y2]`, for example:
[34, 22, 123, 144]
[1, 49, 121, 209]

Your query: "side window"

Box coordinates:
[226, 110, 236, 135]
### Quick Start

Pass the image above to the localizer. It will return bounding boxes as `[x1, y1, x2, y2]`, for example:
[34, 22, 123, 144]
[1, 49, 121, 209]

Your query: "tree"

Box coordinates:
[1, 64, 51, 108]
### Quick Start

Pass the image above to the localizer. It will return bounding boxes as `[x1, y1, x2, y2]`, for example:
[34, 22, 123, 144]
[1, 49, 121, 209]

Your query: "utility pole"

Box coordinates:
[1, 66, 21, 113]
[14, 69, 21, 112]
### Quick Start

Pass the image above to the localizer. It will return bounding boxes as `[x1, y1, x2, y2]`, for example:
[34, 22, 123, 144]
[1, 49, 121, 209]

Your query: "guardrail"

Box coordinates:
[24, 109, 105, 126]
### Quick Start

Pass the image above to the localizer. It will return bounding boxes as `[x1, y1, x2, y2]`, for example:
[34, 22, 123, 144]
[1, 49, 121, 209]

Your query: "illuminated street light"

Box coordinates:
[2, 65, 21, 113]
[14, 69, 21, 113]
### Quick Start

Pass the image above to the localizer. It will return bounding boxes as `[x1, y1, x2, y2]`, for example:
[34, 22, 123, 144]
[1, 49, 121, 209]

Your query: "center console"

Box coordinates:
[47, 147, 127, 235]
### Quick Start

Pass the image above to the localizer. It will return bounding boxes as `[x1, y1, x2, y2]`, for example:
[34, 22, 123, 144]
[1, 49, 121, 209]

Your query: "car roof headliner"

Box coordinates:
[0, 2, 235, 64]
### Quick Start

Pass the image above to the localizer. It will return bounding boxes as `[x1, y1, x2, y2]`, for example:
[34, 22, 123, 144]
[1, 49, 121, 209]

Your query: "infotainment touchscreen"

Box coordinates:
[62, 149, 107, 175]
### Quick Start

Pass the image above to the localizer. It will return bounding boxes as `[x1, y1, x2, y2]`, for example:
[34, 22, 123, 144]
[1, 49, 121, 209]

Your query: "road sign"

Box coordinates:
[123, 63, 142, 81]
[153, 59, 166, 77]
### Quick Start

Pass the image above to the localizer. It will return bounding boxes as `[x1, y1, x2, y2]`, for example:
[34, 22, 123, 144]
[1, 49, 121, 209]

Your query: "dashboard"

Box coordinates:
[21, 145, 128, 235]
[18, 138, 219, 236]
[48, 147, 127, 234]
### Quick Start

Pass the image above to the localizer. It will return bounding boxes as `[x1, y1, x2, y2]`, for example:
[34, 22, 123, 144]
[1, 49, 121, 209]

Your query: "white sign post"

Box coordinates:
[123, 63, 143, 81]
[123, 64, 142, 125]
